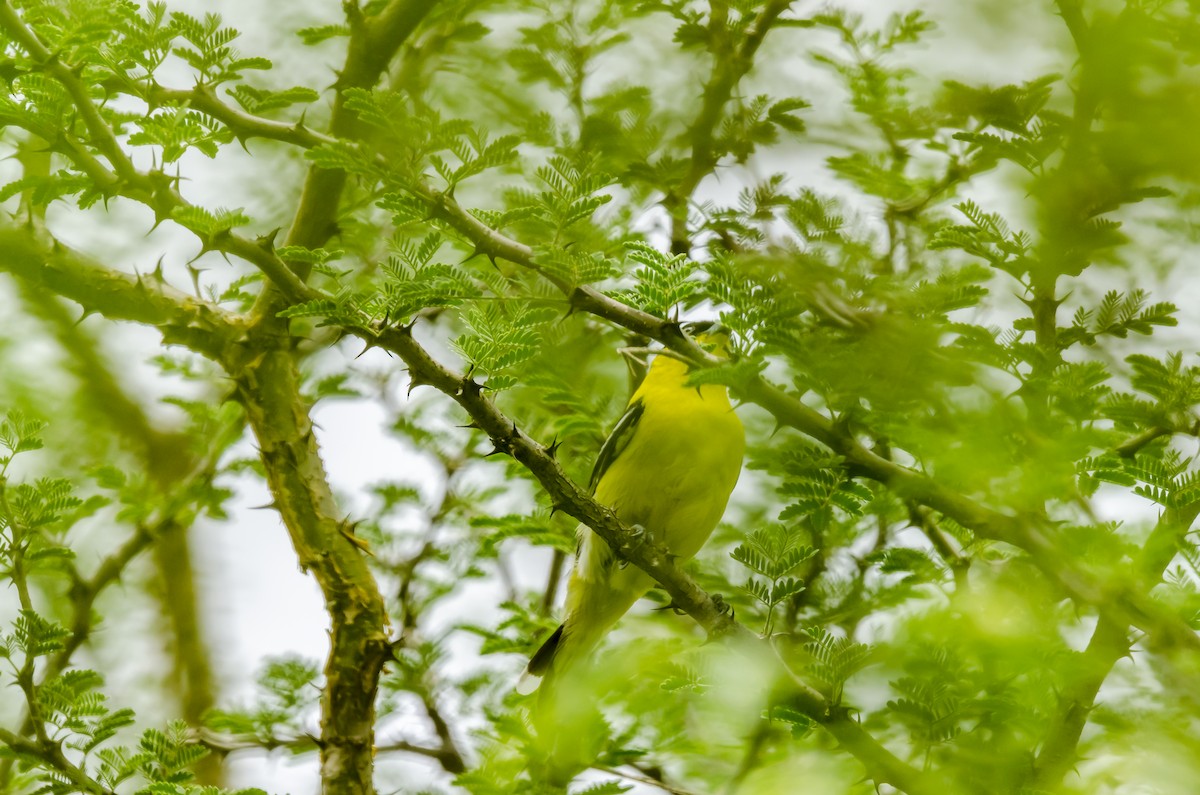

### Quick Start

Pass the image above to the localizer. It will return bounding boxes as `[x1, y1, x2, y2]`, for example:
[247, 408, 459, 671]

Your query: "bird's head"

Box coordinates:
[618, 321, 738, 390]
[681, 320, 738, 361]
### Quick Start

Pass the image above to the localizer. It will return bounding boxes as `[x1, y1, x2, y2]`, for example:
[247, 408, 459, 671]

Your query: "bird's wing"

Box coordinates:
[587, 398, 644, 494]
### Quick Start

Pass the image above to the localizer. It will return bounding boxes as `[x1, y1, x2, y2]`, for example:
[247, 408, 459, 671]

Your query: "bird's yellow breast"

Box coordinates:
[593, 356, 744, 559]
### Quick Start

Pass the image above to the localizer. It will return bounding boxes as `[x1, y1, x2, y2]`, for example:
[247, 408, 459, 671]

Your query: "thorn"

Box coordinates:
[456, 422, 482, 430]
[653, 601, 687, 616]
[546, 436, 562, 459]
[249, 501, 279, 511]
[133, 268, 146, 289]
[151, 256, 166, 282]
[484, 445, 507, 457]
[549, 503, 563, 518]
[406, 373, 432, 396]
[185, 262, 207, 297]
[257, 228, 280, 250]
[75, 307, 96, 326]
[355, 340, 376, 360]
[339, 517, 374, 556]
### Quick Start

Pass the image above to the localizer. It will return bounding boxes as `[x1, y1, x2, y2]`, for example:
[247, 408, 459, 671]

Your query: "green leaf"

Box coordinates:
[170, 205, 252, 239]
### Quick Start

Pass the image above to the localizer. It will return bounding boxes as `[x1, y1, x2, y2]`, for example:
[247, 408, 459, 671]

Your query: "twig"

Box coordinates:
[416, 688, 467, 774]
[1030, 501, 1200, 788]
[596, 764, 700, 795]
[0, 728, 114, 795]
[908, 505, 970, 591]
[665, 0, 796, 253]
[195, 728, 464, 773]
[249, 0, 439, 310]
[1115, 426, 1174, 458]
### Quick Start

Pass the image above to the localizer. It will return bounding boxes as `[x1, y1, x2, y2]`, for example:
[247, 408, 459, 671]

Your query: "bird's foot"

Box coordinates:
[617, 523, 656, 569]
[711, 593, 734, 619]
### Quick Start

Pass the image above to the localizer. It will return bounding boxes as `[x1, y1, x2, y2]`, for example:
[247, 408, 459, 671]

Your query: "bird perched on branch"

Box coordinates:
[519, 321, 745, 708]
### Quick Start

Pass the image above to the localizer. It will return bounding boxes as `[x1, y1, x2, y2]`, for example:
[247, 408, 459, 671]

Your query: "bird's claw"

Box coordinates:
[711, 593, 733, 618]
[617, 524, 653, 569]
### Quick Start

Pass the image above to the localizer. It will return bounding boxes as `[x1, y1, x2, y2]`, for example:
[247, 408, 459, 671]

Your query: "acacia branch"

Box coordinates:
[226, 6, 437, 791]
[225, 339, 391, 794]
[0, 226, 243, 360]
[146, 84, 329, 148]
[0, 0, 366, 318]
[0, 104, 316, 304]
[596, 764, 701, 795]
[196, 728, 464, 774]
[665, 0, 796, 253]
[1031, 501, 1200, 787]
[0, 1, 139, 186]
[255, 0, 439, 286]
[0, 728, 114, 795]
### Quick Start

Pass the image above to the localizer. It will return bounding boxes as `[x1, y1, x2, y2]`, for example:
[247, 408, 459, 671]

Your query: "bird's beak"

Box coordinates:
[618, 347, 649, 391]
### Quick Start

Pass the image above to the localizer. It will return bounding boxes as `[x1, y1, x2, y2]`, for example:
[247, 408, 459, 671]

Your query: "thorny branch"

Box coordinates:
[0, 727, 114, 795]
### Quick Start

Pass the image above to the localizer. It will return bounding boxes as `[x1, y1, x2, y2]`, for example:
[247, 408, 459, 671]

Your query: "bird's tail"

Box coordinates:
[518, 574, 649, 783]
[516, 623, 564, 696]
[517, 617, 609, 699]
[520, 619, 611, 786]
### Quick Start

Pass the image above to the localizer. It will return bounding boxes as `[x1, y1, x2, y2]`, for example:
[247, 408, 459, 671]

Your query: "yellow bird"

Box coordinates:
[519, 321, 745, 698]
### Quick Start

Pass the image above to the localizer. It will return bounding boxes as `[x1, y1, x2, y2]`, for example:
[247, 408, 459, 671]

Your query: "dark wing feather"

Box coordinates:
[588, 398, 644, 494]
